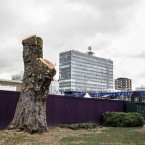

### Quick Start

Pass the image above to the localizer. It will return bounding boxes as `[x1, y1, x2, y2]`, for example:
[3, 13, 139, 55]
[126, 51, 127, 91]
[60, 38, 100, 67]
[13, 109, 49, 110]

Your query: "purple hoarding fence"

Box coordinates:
[47, 95, 126, 126]
[0, 91, 126, 129]
[0, 90, 19, 129]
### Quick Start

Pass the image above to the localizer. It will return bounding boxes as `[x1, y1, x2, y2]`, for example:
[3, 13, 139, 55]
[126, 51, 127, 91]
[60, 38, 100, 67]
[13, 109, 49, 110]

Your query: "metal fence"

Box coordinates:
[126, 102, 145, 119]
[0, 90, 126, 129]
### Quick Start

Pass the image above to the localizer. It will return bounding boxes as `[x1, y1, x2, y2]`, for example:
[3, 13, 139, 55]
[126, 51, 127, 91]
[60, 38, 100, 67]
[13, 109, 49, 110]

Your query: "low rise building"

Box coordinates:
[49, 80, 59, 94]
[115, 77, 132, 91]
[0, 79, 22, 91]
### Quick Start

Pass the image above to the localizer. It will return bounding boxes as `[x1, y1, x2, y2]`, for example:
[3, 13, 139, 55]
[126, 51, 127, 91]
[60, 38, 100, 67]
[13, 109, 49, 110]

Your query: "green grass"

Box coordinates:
[61, 127, 145, 145]
[0, 127, 145, 145]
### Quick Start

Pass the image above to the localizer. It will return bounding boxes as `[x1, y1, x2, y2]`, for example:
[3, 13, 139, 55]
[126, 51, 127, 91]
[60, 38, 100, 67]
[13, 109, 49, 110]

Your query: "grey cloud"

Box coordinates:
[0, 2, 19, 37]
[131, 51, 145, 59]
[0, 0, 143, 80]
[0, 44, 22, 73]
[67, 0, 137, 10]
[137, 70, 145, 79]
[65, 0, 139, 34]
[40, 0, 141, 54]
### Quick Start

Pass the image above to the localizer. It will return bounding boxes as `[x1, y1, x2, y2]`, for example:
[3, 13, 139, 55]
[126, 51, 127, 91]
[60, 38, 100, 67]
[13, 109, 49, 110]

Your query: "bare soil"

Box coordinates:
[138, 126, 145, 134]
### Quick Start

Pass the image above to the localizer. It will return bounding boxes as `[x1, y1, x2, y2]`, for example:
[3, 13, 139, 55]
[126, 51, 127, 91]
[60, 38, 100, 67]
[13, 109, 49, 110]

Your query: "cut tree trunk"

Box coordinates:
[7, 35, 56, 133]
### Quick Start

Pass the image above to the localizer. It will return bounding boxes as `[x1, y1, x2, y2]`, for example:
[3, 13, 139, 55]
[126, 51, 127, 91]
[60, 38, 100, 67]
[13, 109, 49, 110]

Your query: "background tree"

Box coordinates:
[8, 35, 56, 133]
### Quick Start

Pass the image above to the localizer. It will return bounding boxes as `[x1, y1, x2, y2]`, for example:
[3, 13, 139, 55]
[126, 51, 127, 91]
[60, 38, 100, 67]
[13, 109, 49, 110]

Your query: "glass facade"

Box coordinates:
[59, 50, 113, 93]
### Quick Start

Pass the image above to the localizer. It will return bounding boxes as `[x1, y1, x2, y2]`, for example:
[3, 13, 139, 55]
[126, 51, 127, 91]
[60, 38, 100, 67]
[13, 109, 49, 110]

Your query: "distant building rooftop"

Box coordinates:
[0, 79, 22, 83]
[0, 79, 22, 91]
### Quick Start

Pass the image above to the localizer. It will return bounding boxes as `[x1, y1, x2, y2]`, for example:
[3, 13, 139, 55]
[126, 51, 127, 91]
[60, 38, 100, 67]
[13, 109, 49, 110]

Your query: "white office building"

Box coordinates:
[49, 80, 59, 94]
[59, 48, 113, 94]
[136, 85, 145, 91]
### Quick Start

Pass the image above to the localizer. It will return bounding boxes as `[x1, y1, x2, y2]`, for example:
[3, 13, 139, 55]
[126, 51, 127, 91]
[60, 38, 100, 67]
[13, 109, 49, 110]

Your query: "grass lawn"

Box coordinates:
[0, 127, 145, 145]
[61, 127, 145, 145]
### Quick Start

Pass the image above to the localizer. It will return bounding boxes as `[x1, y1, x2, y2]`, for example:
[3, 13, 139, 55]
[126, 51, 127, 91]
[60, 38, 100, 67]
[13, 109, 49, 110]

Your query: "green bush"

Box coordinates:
[58, 123, 97, 130]
[103, 112, 145, 127]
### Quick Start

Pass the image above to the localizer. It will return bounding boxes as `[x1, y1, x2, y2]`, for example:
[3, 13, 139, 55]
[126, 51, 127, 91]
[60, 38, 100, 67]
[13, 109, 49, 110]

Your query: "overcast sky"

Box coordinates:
[0, 0, 145, 89]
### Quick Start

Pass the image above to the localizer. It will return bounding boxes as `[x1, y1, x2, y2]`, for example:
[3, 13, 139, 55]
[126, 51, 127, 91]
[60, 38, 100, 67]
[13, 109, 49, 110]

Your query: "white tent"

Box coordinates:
[84, 93, 92, 98]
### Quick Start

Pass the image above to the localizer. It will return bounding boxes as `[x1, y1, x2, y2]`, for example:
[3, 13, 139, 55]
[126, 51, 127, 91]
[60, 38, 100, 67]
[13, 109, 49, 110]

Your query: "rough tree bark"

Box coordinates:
[8, 35, 56, 133]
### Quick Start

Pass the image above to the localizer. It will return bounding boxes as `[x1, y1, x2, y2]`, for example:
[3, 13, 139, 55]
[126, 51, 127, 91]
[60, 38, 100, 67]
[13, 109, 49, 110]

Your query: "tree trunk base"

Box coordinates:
[7, 35, 56, 134]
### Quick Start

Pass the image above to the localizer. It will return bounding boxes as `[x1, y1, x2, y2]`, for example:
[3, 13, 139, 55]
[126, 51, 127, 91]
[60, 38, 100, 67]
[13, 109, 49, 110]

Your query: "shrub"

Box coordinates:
[103, 112, 145, 127]
[58, 123, 97, 130]
[78, 123, 97, 129]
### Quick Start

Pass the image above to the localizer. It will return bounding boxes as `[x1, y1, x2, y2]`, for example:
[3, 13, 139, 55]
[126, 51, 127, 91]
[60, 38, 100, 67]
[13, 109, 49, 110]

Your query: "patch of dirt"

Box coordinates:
[138, 126, 145, 134]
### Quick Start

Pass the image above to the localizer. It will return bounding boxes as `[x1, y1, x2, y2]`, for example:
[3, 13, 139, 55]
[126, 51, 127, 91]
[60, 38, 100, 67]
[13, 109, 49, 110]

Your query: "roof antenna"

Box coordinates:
[87, 46, 95, 56]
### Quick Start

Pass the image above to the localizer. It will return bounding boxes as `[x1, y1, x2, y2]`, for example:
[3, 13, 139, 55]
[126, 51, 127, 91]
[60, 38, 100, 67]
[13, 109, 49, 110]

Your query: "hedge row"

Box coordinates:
[58, 123, 97, 130]
[103, 112, 145, 127]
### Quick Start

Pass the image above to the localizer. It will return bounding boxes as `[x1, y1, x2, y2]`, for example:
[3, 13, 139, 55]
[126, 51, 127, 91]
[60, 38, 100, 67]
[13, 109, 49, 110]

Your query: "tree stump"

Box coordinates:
[8, 35, 56, 133]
